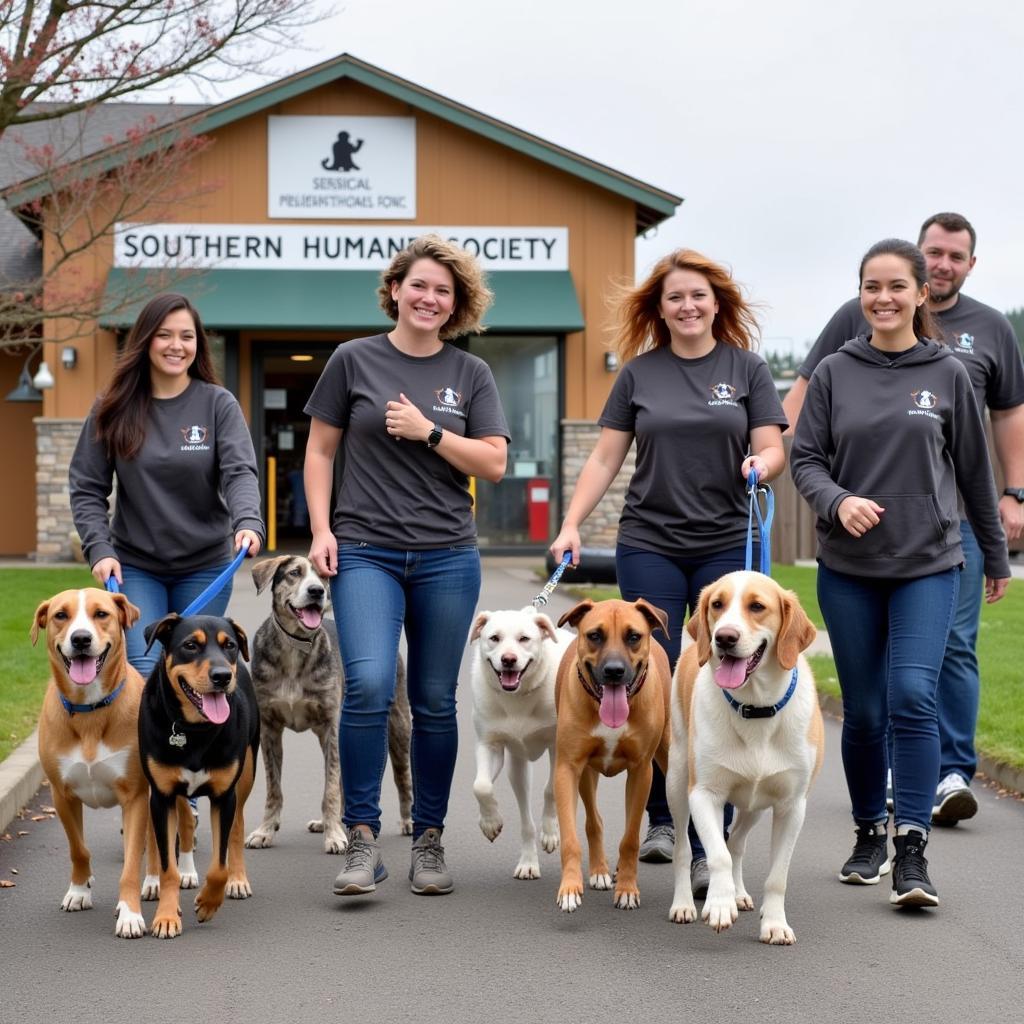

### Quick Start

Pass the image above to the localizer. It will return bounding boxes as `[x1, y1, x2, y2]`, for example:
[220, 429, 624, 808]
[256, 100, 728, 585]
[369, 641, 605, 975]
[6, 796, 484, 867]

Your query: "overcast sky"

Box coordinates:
[170, 0, 1024, 356]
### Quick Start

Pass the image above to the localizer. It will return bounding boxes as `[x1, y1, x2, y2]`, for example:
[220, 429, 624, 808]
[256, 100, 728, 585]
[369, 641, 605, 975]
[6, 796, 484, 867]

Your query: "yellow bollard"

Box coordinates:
[266, 455, 277, 552]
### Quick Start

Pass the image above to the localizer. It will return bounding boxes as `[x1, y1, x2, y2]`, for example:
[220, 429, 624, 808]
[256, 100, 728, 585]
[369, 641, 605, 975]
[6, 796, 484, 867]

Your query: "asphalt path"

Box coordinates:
[2, 557, 1022, 1023]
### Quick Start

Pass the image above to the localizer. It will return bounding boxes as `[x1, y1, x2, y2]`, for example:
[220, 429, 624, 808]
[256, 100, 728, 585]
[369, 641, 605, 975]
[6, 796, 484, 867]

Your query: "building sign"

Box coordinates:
[114, 224, 569, 271]
[268, 115, 416, 219]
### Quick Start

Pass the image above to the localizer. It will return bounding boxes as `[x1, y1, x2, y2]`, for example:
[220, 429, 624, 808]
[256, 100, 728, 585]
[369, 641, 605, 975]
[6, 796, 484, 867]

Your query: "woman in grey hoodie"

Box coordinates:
[791, 239, 1009, 910]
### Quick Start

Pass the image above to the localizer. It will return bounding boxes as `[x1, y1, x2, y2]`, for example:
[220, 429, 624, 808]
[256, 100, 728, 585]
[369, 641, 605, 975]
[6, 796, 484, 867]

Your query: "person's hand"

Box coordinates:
[742, 455, 769, 484]
[91, 557, 122, 587]
[998, 495, 1024, 542]
[385, 393, 432, 442]
[309, 529, 338, 577]
[550, 525, 582, 567]
[837, 496, 885, 538]
[985, 576, 1010, 603]
[235, 530, 262, 557]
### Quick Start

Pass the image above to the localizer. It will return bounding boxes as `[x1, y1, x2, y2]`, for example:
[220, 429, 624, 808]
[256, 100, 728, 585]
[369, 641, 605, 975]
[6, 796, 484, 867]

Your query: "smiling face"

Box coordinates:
[148, 308, 198, 394]
[859, 253, 928, 346]
[471, 607, 558, 693]
[919, 223, 976, 308]
[390, 257, 456, 339]
[659, 268, 718, 353]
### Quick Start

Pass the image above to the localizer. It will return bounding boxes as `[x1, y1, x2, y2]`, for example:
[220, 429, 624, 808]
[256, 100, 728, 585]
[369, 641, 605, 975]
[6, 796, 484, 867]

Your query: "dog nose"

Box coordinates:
[209, 666, 233, 690]
[601, 661, 627, 683]
[714, 627, 740, 650]
[501, 653, 518, 668]
[70, 630, 93, 651]
[307, 584, 325, 601]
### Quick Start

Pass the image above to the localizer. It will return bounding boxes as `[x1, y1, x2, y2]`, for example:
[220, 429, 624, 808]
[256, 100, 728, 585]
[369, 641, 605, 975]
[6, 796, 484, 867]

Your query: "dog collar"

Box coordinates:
[59, 679, 126, 716]
[576, 662, 648, 703]
[272, 614, 316, 654]
[722, 667, 798, 719]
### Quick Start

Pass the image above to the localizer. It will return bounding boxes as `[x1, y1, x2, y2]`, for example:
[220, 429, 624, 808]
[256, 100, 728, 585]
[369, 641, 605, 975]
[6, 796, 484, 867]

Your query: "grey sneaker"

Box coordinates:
[409, 828, 453, 895]
[638, 823, 675, 863]
[332, 828, 387, 895]
[690, 856, 710, 900]
[931, 772, 978, 827]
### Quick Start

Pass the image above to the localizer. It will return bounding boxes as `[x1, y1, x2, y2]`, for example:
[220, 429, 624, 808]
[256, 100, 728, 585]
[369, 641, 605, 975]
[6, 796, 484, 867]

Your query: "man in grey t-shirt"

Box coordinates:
[783, 212, 1024, 825]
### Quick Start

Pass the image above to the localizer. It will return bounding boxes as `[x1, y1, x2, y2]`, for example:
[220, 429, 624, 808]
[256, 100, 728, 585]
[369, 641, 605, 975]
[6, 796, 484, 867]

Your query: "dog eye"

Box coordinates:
[182, 639, 198, 651]
[586, 630, 603, 643]
[94, 609, 109, 619]
[710, 600, 724, 610]
[518, 635, 530, 644]
[289, 568, 302, 577]
[488, 634, 500, 643]
[749, 602, 766, 612]
[222, 639, 237, 651]
[53, 610, 68, 621]
[626, 631, 641, 645]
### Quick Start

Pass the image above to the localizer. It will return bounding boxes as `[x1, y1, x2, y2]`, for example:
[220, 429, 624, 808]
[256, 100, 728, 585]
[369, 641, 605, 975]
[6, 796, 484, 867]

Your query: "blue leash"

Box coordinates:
[744, 468, 774, 576]
[533, 552, 572, 608]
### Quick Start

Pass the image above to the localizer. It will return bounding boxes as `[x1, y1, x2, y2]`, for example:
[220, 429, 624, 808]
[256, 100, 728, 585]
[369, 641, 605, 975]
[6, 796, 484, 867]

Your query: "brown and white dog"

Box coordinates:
[32, 588, 172, 938]
[553, 598, 671, 912]
[665, 571, 822, 945]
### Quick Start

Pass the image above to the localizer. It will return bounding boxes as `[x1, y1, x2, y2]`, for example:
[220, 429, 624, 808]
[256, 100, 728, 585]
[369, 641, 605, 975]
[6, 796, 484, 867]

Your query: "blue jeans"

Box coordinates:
[331, 543, 481, 839]
[616, 542, 749, 856]
[818, 563, 959, 832]
[121, 563, 234, 677]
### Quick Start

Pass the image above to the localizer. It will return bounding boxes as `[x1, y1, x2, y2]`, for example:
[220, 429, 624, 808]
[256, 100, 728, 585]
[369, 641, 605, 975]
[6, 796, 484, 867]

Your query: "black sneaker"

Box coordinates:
[890, 830, 939, 907]
[838, 823, 890, 884]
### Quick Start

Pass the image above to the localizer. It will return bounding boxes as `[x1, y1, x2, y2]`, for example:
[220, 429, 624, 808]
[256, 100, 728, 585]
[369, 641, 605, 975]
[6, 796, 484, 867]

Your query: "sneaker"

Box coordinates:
[690, 856, 710, 900]
[885, 770, 894, 813]
[638, 823, 675, 863]
[890, 830, 939, 907]
[838, 823, 890, 884]
[332, 827, 387, 895]
[409, 828, 453, 895]
[931, 772, 978, 827]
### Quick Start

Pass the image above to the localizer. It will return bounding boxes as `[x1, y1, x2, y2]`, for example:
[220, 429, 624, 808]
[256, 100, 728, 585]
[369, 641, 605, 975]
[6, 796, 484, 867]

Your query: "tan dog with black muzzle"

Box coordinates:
[553, 598, 671, 912]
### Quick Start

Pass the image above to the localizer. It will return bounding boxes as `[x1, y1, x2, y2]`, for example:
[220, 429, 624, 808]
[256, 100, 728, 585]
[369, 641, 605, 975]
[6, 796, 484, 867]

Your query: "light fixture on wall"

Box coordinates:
[5, 344, 44, 402]
[61, 345, 78, 369]
[289, 354, 314, 362]
[33, 360, 55, 390]
[604, 351, 620, 372]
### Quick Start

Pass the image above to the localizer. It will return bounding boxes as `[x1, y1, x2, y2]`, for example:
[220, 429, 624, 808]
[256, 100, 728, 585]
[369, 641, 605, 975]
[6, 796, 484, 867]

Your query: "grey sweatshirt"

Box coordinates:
[790, 336, 1009, 579]
[70, 379, 265, 574]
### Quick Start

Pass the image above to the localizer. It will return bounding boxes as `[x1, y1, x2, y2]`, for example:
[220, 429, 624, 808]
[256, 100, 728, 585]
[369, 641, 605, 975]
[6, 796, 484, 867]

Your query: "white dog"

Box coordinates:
[665, 571, 822, 945]
[470, 606, 574, 879]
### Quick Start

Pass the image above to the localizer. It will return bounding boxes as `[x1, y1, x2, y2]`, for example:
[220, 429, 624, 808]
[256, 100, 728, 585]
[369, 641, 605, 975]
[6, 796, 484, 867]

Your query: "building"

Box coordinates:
[0, 54, 681, 558]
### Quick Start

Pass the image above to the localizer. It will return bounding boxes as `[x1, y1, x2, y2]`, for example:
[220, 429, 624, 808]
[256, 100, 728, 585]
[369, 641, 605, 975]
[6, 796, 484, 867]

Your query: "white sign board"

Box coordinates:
[268, 116, 416, 219]
[114, 224, 569, 271]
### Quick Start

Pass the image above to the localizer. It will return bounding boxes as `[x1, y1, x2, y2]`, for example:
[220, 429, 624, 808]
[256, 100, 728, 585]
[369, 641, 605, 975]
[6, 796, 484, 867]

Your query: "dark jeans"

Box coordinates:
[616, 542, 749, 857]
[818, 563, 959, 831]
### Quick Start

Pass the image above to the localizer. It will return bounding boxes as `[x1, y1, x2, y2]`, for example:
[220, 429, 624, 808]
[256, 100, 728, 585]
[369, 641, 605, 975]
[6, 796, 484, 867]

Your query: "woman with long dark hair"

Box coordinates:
[70, 293, 264, 675]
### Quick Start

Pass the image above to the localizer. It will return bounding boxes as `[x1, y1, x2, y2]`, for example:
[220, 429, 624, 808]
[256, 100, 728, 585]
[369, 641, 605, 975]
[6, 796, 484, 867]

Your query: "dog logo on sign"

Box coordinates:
[321, 131, 364, 172]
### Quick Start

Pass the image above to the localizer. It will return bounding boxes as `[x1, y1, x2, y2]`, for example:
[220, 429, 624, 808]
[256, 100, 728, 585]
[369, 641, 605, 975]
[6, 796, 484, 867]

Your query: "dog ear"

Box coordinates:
[777, 589, 816, 670]
[144, 613, 181, 655]
[690, 588, 713, 666]
[227, 618, 250, 662]
[469, 611, 491, 642]
[30, 599, 50, 645]
[534, 613, 559, 643]
[110, 592, 141, 629]
[557, 600, 593, 630]
[251, 555, 289, 595]
[633, 598, 669, 638]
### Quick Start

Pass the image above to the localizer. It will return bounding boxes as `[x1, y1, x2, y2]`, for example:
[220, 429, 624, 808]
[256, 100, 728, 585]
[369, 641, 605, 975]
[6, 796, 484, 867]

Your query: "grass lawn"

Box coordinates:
[0, 567, 95, 762]
[565, 563, 1024, 771]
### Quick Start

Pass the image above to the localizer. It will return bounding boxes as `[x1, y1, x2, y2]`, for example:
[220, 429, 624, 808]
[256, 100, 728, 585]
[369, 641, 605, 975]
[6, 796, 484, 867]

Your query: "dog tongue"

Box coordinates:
[714, 655, 748, 690]
[201, 692, 231, 724]
[296, 606, 323, 629]
[69, 656, 98, 686]
[500, 669, 522, 691]
[599, 683, 629, 728]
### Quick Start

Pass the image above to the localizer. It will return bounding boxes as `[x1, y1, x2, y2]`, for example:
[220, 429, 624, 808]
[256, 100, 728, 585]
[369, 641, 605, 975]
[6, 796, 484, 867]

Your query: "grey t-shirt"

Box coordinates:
[304, 334, 510, 549]
[599, 343, 788, 557]
[70, 379, 265, 574]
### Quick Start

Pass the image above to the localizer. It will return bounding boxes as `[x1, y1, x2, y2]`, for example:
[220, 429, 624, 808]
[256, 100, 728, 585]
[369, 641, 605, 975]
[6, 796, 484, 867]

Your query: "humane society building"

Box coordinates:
[0, 54, 681, 558]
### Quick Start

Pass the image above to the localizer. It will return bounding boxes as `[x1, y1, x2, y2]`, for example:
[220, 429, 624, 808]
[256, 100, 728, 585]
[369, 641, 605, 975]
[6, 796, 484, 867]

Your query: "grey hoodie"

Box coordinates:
[790, 336, 1009, 580]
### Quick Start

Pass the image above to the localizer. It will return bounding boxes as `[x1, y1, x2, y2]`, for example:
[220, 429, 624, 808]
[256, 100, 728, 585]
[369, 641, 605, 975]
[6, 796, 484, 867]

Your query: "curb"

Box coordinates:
[0, 729, 44, 833]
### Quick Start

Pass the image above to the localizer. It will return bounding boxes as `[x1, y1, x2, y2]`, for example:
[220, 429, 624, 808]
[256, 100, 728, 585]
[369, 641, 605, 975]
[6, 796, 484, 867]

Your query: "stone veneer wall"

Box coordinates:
[34, 417, 84, 562]
[560, 419, 635, 549]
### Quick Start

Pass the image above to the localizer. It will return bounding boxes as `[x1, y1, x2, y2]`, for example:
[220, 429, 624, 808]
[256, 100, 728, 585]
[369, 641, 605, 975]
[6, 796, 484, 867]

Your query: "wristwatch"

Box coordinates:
[1004, 487, 1024, 503]
[426, 424, 444, 449]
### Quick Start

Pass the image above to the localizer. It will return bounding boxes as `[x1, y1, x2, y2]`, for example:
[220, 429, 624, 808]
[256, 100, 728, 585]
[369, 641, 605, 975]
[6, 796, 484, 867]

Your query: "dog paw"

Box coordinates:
[760, 918, 796, 945]
[614, 889, 640, 910]
[307, 818, 324, 833]
[61, 883, 93, 912]
[588, 872, 612, 891]
[194, 888, 224, 923]
[398, 816, 413, 836]
[324, 826, 348, 854]
[245, 826, 277, 848]
[669, 901, 697, 924]
[114, 901, 146, 939]
[556, 887, 583, 912]
[702, 893, 739, 933]
[513, 856, 541, 880]
[141, 875, 160, 901]
[225, 877, 252, 900]
[178, 851, 199, 889]
[540, 820, 560, 853]
[736, 892, 755, 911]
[478, 814, 503, 843]
[151, 909, 182, 939]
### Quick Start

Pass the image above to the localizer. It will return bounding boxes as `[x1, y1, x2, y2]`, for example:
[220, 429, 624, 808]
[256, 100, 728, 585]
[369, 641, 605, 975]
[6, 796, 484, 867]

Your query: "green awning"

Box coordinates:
[99, 268, 584, 333]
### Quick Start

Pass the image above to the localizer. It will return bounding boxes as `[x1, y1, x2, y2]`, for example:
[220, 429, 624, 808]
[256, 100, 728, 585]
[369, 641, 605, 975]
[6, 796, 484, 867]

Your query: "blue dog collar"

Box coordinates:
[722, 667, 798, 719]
[60, 679, 126, 716]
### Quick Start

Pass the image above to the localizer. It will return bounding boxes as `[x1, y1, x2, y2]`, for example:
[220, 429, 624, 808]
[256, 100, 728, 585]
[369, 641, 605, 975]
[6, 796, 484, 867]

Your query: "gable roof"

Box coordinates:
[0, 54, 681, 235]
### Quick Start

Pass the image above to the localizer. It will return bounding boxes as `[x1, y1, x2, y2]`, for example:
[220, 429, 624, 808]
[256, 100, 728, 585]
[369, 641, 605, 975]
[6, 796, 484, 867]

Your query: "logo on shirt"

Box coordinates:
[954, 333, 975, 353]
[180, 424, 211, 450]
[708, 382, 738, 407]
[433, 386, 466, 419]
[908, 390, 941, 421]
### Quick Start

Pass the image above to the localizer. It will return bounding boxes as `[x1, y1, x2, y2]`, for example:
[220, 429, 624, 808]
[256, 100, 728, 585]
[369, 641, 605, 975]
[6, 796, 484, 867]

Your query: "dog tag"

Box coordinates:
[169, 723, 187, 748]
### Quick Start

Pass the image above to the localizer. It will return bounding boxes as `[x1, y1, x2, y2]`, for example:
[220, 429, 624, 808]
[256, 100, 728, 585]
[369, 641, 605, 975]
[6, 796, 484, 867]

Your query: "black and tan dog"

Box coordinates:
[139, 613, 259, 939]
[553, 598, 671, 913]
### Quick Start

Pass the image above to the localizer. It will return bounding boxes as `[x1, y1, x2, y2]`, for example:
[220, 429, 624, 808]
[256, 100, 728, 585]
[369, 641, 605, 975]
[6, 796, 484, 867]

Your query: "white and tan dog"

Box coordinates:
[666, 571, 822, 945]
[470, 606, 574, 879]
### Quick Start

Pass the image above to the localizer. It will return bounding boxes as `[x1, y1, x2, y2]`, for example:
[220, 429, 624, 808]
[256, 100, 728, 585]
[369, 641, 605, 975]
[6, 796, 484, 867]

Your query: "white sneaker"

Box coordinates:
[931, 772, 978, 826]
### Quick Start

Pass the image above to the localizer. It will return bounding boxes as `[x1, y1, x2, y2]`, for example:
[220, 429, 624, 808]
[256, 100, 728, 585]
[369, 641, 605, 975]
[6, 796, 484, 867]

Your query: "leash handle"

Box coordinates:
[744, 468, 774, 576]
[533, 552, 572, 608]
[104, 576, 120, 594]
[180, 540, 251, 617]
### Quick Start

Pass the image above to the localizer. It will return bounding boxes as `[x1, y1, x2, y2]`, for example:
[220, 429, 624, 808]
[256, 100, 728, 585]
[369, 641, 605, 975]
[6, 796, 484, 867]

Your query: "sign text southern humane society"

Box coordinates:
[113, 224, 570, 271]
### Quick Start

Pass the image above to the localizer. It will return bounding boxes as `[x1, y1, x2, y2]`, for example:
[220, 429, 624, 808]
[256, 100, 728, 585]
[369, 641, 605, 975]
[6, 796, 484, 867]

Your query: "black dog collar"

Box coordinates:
[722, 667, 799, 719]
[273, 614, 317, 654]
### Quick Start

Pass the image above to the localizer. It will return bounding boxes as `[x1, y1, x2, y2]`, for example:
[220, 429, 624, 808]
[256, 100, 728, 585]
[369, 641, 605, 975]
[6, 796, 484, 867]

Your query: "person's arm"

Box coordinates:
[305, 417, 342, 577]
[742, 425, 786, 483]
[215, 393, 266, 557]
[991, 404, 1024, 542]
[68, 414, 122, 583]
[781, 376, 809, 436]
[549, 428, 634, 565]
